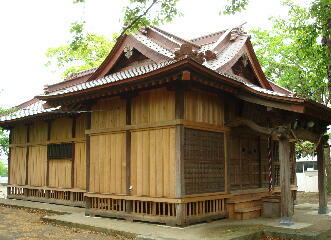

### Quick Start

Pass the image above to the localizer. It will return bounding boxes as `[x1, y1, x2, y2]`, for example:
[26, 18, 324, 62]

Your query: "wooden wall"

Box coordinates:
[89, 132, 126, 194]
[48, 159, 72, 188]
[10, 124, 27, 185]
[185, 89, 224, 126]
[131, 128, 176, 197]
[74, 115, 87, 189]
[9, 147, 26, 185]
[131, 88, 175, 125]
[91, 97, 126, 129]
[51, 118, 72, 140]
[28, 121, 48, 186]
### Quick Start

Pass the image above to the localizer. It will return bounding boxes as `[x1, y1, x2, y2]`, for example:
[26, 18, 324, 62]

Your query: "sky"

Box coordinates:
[0, 0, 295, 108]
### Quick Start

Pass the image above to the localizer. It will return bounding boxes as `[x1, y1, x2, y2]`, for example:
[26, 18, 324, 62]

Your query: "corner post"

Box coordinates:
[175, 76, 186, 225]
[125, 95, 133, 216]
[317, 135, 328, 214]
[279, 136, 293, 225]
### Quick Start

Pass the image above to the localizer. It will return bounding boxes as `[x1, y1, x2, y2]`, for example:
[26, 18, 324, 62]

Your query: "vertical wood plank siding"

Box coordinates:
[184, 89, 224, 126]
[130, 128, 176, 197]
[89, 133, 126, 193]
[48, 118, 73, 188]
[131, 88, 175, 125]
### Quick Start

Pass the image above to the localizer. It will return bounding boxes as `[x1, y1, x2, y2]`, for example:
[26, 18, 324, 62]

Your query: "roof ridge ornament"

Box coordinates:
[174, 43, 205, 64]
[230, 26, 246, 41]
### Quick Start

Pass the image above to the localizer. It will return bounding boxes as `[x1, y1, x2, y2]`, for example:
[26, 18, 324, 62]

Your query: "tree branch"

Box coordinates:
[119, 0, 158, 39]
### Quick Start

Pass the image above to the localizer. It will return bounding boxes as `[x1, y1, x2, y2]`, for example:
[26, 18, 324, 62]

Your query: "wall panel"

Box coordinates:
[91, 97, 126, 129]
[12, 124, 27, 144]
[185, 89, 224, 126]
[9, 147, 26, 185]
[48, 159, 72, 188]
[51, 118, 72, 140]
[75, 114, 87, 138]
[28, 146, 47, 186]
[89, 132, 126, 194]
[29, 121, 48, 143]
[131, 88, 175, 125]
[131, 127, 176, 197]
[74, 142, 86, 189]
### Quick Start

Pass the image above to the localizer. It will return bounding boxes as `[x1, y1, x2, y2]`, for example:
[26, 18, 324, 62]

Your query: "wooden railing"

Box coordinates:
[7, 185, 85, 207]
[85, 193, 227, 226]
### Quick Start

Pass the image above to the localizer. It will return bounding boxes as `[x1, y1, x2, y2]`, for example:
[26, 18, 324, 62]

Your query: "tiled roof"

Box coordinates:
[41, 60, 177, 97]
[65, 67, 98, 81]
[2, 25, 298, 123]
[0, 99, 60, 122]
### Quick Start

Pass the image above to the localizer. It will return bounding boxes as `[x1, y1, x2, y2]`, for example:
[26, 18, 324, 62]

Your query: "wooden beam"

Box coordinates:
[175, 83, 185, 119]
[227, 118, 272, 135]
[317, 135, 329, 214]
[279, 136, 293, 225]
[85, 113, 92, 192]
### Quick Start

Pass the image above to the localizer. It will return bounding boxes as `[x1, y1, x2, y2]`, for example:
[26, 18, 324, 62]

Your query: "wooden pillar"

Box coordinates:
[175, 82, 185, 225]
[71, 117, 76, 189]
[225, 132, 231, 193]
[317, 135, 328, 214]
[85, 113, 91, 192]
[46, 120, 52, 187]
[7, 128, 12, 186]
[279, 137, 293, 225]
[125, 97, 133, 214]
[25, 124, 30, 191]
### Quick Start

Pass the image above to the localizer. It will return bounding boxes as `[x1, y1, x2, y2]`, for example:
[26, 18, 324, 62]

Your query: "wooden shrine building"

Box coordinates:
[2, 26, 331, 226]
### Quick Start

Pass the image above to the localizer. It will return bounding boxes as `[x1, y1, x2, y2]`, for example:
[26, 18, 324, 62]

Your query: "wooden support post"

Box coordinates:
[225, 132, 231, 193]
[317, 135, 328, 214]
[7, 128, 12, 185]
[175, 203, 186, 226]
[86, 113, 92, 192]
[125, 97, 133, 216]
[25, 124, 30, 187]
[175, 84, 185, 120]
[46, 120, 52, 187]
[71, 117, 76, 189]
[279, 137, 293, 225]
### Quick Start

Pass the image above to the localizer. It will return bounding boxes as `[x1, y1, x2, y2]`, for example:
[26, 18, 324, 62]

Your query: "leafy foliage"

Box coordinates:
[123, 0, 181, 34]
[45, 22, 115, 78]
[250, 2, 330, 104]
[0, 161, 7, 177]
[222, 0, 249, 15]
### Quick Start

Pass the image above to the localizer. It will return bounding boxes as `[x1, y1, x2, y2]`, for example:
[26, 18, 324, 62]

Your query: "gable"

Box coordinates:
[231, 54, 262, 87]
[88, 34, 173, 81]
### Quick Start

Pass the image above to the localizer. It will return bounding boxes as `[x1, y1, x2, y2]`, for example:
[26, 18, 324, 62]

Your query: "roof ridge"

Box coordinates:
[150, 26, 200, 48]
[190, 30, 227, 43]
[65, 67, 98, 80]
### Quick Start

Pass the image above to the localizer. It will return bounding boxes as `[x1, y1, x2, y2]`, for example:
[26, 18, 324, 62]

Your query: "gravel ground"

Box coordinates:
[0, 205, 132, 240]
[296, 191, 331, 204]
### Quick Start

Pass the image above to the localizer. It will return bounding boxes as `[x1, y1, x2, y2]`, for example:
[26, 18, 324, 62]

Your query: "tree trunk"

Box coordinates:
[317, 136, 328, 214]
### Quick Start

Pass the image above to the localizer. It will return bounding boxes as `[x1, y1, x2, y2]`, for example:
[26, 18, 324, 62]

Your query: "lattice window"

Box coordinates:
[184, 128, 225, 195]
[47, 143, 73, 159]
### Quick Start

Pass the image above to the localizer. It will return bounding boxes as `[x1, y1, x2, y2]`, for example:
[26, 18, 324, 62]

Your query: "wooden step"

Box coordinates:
[227, 197, 261, 204]
[234, 206, 261, 220]
[235, 206, 261, 213]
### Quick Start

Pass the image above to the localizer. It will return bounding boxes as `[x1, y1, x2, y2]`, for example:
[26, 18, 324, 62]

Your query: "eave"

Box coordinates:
[36, 58, 331, 123]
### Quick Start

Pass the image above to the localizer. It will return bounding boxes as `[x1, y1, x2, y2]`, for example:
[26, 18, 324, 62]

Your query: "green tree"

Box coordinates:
[46, 0, 181, 78]
[45, 22, 115, 78]
[250, 2, 329, 104]
[0, 161, 7, 177]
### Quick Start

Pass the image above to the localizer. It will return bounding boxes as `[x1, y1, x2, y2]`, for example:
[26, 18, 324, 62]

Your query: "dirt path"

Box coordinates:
[0, 206, 132, 240]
